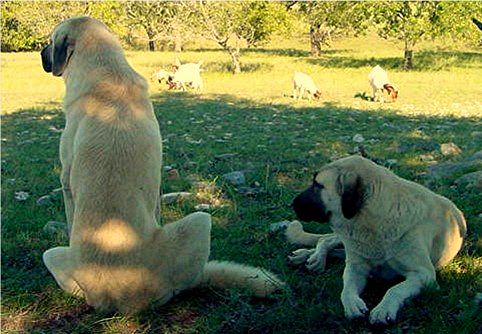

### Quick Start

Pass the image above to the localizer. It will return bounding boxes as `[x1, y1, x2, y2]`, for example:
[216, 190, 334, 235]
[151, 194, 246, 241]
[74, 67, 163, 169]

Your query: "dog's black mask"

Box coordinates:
[41, 44, 52, 73]
[292, 182, 331, 223]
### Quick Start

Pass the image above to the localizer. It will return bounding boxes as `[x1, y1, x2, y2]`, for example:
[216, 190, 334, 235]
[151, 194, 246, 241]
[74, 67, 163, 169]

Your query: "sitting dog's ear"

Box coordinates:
[52, 35, 73, 76]
[337, 171, 365, 219]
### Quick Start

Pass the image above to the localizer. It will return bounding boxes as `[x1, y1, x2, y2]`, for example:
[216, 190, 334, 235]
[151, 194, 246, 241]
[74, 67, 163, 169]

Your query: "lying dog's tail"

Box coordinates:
[198, 261, 285, 297]
[285, 221, 322, 246]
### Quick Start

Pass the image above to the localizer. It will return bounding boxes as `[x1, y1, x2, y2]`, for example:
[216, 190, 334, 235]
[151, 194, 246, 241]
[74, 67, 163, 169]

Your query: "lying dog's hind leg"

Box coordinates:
[43, 247, 83, 297]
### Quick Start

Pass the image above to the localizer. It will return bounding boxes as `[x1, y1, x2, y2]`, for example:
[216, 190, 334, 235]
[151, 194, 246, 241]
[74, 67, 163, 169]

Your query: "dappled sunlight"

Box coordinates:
[85, 218, 140, 252]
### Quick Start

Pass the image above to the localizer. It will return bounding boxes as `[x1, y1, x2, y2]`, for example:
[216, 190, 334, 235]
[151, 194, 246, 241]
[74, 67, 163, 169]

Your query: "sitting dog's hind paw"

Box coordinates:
[306, 250, 327, 272]
[288, 248, 314, 266]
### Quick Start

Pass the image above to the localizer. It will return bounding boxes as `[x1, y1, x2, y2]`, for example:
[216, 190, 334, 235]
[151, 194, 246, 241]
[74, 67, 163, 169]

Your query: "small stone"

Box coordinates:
[214, 153, 238, 160]
[441, 143, 462, 156]
[386, 159, 398, 166]
[163, 165, 173, 171]
[195, 204, 213, 211]
[161, 192, 192, 204]
[222, 171, 246, 186]
[352, 134, 365, 143]
[269, 221, 290, 234]
[36, 195, 52, 206]
[419, 154, 436, 162]
[43, 221, 68, 237]
[167, 169, 180, 180]
[14, 191, 29, 201]
[471, 131, 482, 139]
[236, 187, 262, 196]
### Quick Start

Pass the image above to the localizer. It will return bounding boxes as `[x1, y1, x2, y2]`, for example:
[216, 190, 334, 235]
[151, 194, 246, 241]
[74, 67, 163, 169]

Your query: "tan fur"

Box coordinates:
[287, 155, 466, 324]
[41, 16, 284, 314]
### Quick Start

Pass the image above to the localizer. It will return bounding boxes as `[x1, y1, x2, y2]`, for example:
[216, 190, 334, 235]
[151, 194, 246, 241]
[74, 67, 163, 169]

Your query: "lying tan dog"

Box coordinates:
[41, 16, 283, 314]
[286, 155, 466, 324]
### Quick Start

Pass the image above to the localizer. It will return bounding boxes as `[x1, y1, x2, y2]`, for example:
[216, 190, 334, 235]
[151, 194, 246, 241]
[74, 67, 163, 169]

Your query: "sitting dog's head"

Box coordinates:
[41, 16, 115, 77]
[292, 157, 368, 223]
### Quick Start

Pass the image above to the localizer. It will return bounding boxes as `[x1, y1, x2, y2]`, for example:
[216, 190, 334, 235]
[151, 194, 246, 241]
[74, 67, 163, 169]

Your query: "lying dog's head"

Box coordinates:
[40, 16, 111, 77]
[292, 157, 368, 222]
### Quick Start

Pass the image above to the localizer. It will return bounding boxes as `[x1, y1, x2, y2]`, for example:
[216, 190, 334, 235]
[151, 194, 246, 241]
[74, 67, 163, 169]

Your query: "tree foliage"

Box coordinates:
[297, 1, 373, 56]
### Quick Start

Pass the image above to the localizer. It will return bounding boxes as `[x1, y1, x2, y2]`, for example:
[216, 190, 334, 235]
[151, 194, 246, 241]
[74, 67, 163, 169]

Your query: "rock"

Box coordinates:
[167, 169, 180, 180]
[161, 192, 192, 204]
[386, 159, 398, 166]
[222, 171, 246, 186]
[454, 171, 482, 191]
[195, 204, 212, 211]
[398, 140, 440, 153]
[269, 221, 290, 234]
[475, 293, 482, 306]
[14, 191, 29, 201]
[352, 134, 364, 143]
[440, 143, 462, 156]
[471, 131, 482, 139]
[43, 221, 68, 237]
[467, 150, 482, 161]
[36, 195, 52, 206]
[426, 160, 482, 179]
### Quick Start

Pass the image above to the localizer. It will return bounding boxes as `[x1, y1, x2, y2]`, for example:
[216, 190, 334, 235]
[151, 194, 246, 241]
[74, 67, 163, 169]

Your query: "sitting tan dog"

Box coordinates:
[41, 16, 283, 314]
[286, 155, 466, 324]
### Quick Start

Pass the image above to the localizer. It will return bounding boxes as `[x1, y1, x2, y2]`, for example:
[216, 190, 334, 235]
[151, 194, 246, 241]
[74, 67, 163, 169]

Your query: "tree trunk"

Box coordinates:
[310, 25, 322, 57]
[173, 30, 183, 53]
[229, 48, 241, 74]
[146, 27, 155, 51]
[404, 39, 413, 70]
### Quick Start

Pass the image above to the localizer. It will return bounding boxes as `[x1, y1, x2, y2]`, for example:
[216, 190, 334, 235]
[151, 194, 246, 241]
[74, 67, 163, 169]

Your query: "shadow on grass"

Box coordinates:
[1, 93, 481, 333]
[304, 50, 482, 71]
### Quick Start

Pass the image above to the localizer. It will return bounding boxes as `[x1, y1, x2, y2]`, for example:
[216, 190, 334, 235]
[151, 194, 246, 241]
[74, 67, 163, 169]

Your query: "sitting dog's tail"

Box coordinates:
[199, 261, 285, 297]
[285, 221, 322, 246]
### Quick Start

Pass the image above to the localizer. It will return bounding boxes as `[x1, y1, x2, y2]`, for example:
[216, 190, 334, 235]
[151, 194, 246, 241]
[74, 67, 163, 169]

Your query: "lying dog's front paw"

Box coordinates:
[369, 302, 398, 325]
[288, 248, 314, 266]
[342, 295, 369, 319]
[306, 251, 327, 272]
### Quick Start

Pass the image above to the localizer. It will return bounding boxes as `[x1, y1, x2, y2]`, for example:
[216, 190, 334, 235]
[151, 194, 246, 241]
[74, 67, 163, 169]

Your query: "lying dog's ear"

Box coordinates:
[337, 171, 365, 219]
[52, 35, 73, 76]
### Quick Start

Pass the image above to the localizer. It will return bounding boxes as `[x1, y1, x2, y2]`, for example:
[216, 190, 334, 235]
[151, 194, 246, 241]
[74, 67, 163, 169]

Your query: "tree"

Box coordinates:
[373, 1, 444, 70]
[296, 2, 372, 57]
[189, 1, 292, 74]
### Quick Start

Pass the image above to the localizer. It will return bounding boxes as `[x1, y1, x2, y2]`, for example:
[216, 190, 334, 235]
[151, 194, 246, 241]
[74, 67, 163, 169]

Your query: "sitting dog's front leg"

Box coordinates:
[43, 246, 83, 297]
[341, 259, 370, 319]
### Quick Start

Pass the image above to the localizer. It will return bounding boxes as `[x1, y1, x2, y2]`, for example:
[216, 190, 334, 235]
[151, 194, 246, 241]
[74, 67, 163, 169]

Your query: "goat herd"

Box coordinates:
[151, 60, 399, 103]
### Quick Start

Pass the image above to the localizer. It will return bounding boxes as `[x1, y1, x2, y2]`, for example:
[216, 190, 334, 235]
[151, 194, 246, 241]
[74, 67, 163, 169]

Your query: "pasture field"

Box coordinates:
[1, 34, 481, 333]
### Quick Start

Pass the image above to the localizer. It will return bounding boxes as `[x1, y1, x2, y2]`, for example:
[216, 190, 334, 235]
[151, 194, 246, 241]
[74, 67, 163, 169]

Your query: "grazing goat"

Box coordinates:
[169, 61, 204, 92]
[293, 71, 321, 100]
[368, 65, 398, 102]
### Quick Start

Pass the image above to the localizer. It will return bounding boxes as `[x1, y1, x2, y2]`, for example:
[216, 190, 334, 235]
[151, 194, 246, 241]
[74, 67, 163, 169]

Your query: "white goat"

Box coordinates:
[170, 61, 204, 92]
[293, 71, 321, 100]
[368, 65, 398, 102]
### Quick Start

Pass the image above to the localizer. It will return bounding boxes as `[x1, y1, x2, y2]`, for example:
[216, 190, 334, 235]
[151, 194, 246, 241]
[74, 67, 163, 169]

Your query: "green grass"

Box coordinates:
[1, 34, 481, 333]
